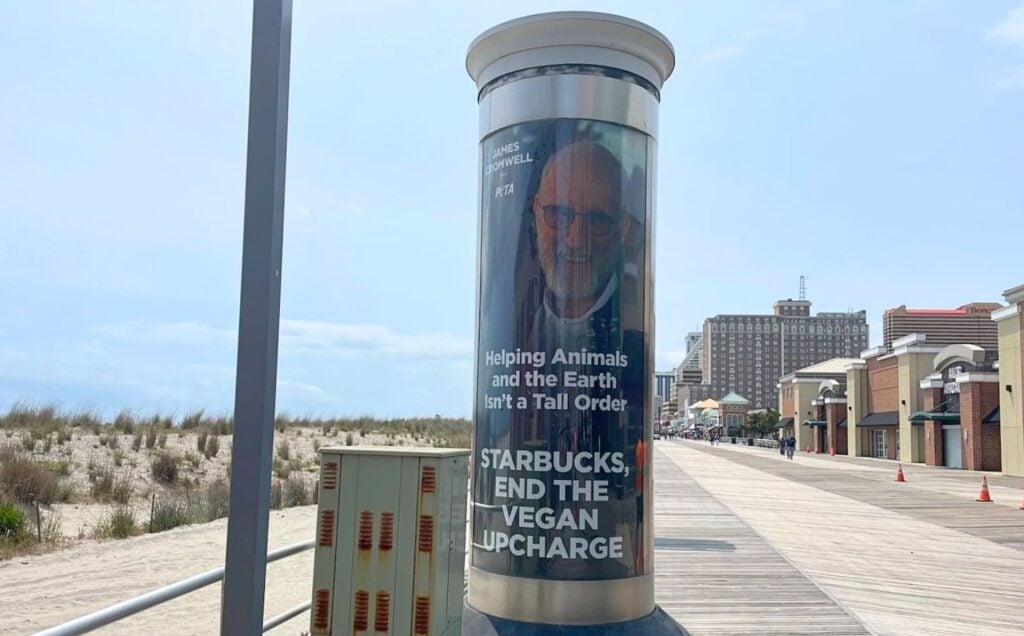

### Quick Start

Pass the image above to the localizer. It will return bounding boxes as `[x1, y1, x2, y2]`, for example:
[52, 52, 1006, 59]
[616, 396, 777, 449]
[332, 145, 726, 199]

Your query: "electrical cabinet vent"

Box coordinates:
[310, 447, 469, 635]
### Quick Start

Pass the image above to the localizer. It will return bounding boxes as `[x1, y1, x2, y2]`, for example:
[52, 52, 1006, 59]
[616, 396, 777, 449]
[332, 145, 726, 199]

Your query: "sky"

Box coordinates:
[1, 1, 1022, 420]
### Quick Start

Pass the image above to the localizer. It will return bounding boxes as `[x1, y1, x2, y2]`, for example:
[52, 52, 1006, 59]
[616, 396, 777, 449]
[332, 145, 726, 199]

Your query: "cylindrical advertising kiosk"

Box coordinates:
[465, 12, 678, 633]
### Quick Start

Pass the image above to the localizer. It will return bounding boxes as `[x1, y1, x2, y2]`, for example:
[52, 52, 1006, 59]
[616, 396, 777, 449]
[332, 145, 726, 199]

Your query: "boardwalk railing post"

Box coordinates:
[220, 0, 293, 633]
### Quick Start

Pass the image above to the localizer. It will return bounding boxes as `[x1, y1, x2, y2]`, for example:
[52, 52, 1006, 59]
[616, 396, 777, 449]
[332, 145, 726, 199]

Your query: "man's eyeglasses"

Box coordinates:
[540, 205, 617, 238]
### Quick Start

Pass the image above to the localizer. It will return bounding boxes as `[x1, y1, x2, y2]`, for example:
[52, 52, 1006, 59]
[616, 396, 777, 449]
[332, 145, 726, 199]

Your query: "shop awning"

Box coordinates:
[909, 398, 960, 424]
[802, 420, 827, 428]
[838, 418, 848, 428]
[859, 411, 898, 427]
[984, 407, 1000, 425]
[775, 417, 794, 430]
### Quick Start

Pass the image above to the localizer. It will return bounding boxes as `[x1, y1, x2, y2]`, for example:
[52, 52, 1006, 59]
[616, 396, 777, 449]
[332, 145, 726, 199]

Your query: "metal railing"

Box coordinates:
[36, 539, 315, 636]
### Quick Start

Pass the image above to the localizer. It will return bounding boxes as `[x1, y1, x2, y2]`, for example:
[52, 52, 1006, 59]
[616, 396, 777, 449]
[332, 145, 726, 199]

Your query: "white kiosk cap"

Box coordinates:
[466, 12, 675, 93]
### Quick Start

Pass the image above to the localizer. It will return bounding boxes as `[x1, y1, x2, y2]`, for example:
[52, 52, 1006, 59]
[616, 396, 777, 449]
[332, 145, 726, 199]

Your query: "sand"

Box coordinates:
[0, 425, 452, 634]
[7, 426, 417, 538]
[0, 506, 317, 635]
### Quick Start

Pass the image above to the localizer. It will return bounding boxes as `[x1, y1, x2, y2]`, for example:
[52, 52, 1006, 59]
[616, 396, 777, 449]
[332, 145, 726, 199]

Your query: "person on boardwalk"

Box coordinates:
[786, 434, 796, 460]
[779, 435, 786, 456]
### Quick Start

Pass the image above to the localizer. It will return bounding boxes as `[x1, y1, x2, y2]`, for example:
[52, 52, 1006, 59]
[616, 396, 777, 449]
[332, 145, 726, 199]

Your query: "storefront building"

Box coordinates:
[810, 380, 848, 455]
[846, 332, 1007, 472]
[994, 284, 1024, 477]
[912, 344, 1001, 470]
[719, 392, 750, 435]
[778, 358, 858, 453]
[846, 345, 905, 461]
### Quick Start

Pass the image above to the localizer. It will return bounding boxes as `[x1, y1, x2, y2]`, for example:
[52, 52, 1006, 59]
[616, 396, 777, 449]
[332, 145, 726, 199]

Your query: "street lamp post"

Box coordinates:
[220, 0, 293, 633]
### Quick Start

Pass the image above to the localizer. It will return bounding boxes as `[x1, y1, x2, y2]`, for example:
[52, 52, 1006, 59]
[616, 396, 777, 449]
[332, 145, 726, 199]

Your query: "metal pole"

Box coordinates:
[261, 601, 312, 633]
[221, 0, 292, 633]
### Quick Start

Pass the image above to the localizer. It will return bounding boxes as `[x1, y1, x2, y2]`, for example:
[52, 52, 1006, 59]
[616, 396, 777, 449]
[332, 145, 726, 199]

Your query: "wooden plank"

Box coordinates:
[652, 453, 868, 634]
[661, 441, 1024, 636]
[680, 441, 1024, 550]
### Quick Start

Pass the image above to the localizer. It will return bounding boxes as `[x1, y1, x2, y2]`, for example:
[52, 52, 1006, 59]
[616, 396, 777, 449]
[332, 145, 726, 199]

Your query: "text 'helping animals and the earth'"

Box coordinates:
[483, 348, 630, 412]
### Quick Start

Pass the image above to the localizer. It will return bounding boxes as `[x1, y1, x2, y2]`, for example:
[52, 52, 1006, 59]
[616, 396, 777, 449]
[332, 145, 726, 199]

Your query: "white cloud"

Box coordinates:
[280, 319, 472, 358]
[986, 4, 1024, 47]
[293, 205, 312, 217]
[699, 46, 743, 65]
[0, 342, 348, 414]
[77, 339, 107, 357]
[277, 380, 346, 405]
[995, 67, 1024, 91]
[0, 348, 232, 409]
[346, 202, 367, 216]
[93, 318, 472, 359]
[279, 380, 325, 395]
[93, 321, 235, 346]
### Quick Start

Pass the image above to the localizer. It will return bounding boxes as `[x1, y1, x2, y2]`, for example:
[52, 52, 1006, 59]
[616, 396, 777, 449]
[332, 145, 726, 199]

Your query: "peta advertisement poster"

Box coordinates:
[473, 119, 651, 581]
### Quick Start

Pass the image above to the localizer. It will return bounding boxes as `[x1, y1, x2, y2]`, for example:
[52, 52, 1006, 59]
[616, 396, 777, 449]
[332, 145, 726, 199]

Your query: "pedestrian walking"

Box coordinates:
[786, 434, 796, 460]
[779, 435, 786, 456]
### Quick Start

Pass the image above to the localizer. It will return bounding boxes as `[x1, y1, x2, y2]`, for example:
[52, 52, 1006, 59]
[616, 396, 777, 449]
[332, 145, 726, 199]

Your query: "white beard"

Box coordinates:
[539, 249, 617, 304]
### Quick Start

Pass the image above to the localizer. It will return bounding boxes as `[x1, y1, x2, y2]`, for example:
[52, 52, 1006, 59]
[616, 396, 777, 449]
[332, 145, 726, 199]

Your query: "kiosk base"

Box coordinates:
[462, 603, 687, 635]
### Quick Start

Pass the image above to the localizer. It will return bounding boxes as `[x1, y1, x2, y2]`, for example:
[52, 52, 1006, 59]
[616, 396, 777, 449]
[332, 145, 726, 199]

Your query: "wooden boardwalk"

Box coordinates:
[657, 440, 1024, 635]
[653, 453, 868, 634]
[681, 441, 1024, 550]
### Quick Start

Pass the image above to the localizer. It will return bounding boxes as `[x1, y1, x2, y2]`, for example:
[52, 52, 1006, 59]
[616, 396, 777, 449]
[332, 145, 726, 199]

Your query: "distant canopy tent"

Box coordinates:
[983, 407, 1000, 425]
[802, 420, 827, 428]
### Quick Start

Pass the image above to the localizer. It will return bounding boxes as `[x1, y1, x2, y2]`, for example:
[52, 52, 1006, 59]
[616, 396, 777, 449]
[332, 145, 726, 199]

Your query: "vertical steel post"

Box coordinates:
[221, 0, 292, 633]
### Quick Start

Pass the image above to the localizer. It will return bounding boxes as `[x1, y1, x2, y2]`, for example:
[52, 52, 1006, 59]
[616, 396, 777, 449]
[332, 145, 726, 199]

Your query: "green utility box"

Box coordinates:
[309, 447, 470, 635]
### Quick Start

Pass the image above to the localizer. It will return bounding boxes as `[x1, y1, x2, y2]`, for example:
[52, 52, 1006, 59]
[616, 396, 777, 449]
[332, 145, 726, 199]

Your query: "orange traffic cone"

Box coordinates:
[829, 446, 836, 457]
[895, 464, 906, 482]
[977, 476, 993, 502]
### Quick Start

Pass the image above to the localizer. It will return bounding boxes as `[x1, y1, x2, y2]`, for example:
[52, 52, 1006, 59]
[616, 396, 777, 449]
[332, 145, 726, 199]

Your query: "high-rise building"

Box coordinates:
[682, 332, 701, 367]
[699, 298, 869, 409]
[882, 303, 1001, 352]
[661, 365, 705, 421]
[654, 369, 675, 421]
[654, 370, 675, 404]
